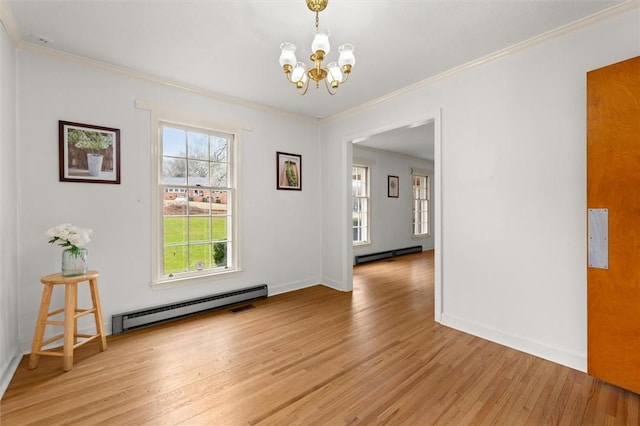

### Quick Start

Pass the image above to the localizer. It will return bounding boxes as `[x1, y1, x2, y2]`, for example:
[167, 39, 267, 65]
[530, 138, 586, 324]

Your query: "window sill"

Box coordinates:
[151, 267, 242, 290]
[412, 234, 430, 240]
[353, 242, 371, 248]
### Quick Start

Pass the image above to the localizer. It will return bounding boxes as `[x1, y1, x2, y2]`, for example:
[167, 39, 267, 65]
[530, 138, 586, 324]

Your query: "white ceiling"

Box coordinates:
[356, 122, 435, 161]
[4, 0, 625, 159]
[6, 0, 624, 122]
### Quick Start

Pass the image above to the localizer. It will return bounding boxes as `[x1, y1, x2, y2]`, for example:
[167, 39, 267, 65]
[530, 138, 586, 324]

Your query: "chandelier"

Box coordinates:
[279, 0, 355, 95]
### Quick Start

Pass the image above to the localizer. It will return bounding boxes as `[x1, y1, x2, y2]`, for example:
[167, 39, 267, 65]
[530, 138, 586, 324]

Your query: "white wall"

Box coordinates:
[0, 21, 19, 396]
[352, 145, 434, 259]
[320, 7, 640, 371]
[16, 50, 322, 351]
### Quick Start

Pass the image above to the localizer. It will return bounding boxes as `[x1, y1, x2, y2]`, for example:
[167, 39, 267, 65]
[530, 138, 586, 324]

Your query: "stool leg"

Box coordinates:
[63, 283, 77, 371]
[89, 278, 107, 351]
[29, 284, 54, 369]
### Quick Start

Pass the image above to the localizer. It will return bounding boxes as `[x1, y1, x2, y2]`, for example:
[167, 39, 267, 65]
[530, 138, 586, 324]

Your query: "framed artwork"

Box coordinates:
[59, 120, 121, 184]
[388, 175, 399, 198]
[277, 151, 302, 190]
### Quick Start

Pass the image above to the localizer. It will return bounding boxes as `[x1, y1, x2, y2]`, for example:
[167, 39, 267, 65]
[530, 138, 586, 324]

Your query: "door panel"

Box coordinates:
[587, 56, 640, 393]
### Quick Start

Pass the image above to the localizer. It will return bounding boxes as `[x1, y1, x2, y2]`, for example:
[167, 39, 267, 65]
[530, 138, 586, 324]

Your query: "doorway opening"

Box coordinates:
[347, 111, 442, 322]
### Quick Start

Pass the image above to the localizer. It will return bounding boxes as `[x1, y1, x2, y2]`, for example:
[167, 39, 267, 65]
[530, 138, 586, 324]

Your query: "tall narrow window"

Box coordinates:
[352, 165, 370, 244]
[159, 122, 235, 281]
[413, 174, 430, 235]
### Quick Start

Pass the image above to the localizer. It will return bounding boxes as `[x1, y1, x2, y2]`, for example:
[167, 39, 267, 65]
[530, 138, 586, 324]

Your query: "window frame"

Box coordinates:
[412, 173, 430, 237]
[142, 101, 242, 289]
[352, 163, 371, 246]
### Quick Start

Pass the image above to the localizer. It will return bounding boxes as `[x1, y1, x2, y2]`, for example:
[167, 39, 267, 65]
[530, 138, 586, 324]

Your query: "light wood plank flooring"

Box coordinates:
[2, 251, 638, 425]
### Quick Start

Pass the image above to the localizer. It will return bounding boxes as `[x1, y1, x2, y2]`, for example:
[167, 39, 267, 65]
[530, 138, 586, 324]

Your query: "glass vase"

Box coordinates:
[61, 248, 88, 277]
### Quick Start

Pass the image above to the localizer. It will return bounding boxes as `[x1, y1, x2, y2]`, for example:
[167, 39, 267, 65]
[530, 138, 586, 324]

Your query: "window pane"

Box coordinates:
[187, 160, 209, 186]
[189, 244, 211, 271]
[211, 216, 228, 241]
[210, 163, 228, 187]
[212, 190, 227, 206]
[189, 189, 212, 211]
[164, 245, 188, 275]
[187, 131, 209, 160]
[162, 127, 186, 157]
[210, 136, 228, 162]
[164, 216, 187, 244]
[213, 241, 228, 267]
[352, 198, 360, 213]
[164, 195, 187, 216]
[353, 213, 361, 227]
[163, 158, 186, 184]
[188, 216, 210, 243]
[360, 198, 368, 213]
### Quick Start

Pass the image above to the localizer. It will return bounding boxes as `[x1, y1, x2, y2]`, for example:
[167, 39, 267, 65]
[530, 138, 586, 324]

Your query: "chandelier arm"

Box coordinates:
[297, 77, 311, 96]
[323, 77, 338, 95]
[284, 72, 297, 84]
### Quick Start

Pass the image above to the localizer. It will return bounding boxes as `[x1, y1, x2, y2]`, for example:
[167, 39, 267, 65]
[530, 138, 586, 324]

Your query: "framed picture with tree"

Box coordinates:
[277, 151, 301, 190]
[59, 121, 121, 184]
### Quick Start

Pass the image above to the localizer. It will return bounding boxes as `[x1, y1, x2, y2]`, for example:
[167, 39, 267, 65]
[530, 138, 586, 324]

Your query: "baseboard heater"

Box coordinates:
[354, 245, 422, 265]
[112, 284, 268, 334]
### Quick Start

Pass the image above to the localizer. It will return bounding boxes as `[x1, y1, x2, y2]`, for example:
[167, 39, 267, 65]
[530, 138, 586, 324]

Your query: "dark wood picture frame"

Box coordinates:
[59, 120, 121, 184]
[277, 151, 302, 190]
[388, 175, 399, 198]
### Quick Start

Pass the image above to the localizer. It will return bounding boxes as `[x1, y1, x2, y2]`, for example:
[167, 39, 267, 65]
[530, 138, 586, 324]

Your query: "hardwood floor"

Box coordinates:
[2, 251, 638, 425]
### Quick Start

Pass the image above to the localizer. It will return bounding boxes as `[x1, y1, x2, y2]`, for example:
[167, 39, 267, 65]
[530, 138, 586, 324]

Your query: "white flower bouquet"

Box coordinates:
[46, 223, 92, 256]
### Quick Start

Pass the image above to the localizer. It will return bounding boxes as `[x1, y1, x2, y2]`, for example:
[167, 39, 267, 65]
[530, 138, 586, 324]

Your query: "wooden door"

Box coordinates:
[587, 56, 640, 394]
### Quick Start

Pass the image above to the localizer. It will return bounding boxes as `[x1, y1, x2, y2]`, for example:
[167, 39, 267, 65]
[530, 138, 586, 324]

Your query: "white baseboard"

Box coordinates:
[268, 277, 347, 296]
[440, 313, 587, 372]
[267, 278, 322, 296]
[0, 346, 23, 399]
[319, 277, 347, 292]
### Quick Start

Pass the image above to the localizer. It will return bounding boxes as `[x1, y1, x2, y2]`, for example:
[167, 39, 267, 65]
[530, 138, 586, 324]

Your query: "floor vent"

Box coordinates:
[355, 245, 422, 265]
[112, 284, 268, 334]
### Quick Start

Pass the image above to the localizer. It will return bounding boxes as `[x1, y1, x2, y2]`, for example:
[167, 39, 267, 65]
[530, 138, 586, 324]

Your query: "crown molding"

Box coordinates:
[321, 0, 640, 124]
[7, 0, 637, 125]
[0, 0, 22, 46]
[19, 41, 317, 125]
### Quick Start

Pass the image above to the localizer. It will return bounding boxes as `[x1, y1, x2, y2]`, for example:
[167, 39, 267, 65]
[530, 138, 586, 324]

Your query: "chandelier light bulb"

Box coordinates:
[311, 29, 330, 55]
[326, 62, 343, 85]
[291, 62, 308, 83]
[279, 42, 297, 67]
[338, 43, 356, 68]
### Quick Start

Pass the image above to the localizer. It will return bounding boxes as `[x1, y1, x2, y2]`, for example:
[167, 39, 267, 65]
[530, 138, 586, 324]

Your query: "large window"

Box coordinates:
[352, 165, 370, 244]
[412, 174, 430, 236]
[158, 122, 235, 282]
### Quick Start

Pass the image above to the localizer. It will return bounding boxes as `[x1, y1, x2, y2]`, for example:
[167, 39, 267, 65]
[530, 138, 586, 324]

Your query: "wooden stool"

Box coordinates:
[29, 270, 107, 371]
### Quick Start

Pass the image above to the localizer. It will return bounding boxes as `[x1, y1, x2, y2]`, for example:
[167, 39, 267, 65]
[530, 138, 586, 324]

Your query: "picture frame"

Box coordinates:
[59, 120, 121, 184]
[277, 151, 302, 190]
[388, 175, 399, 198]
